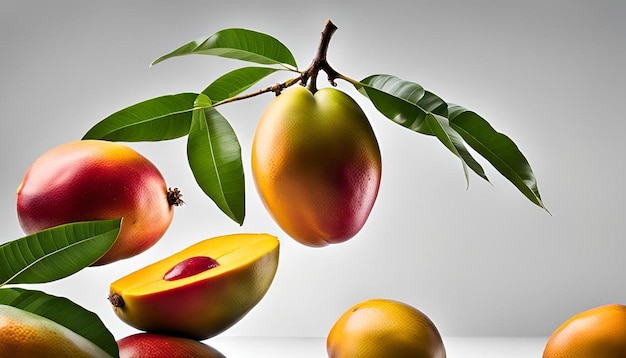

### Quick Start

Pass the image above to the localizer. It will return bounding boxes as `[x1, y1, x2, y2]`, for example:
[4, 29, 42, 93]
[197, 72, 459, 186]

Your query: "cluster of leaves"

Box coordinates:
[0, 220, 122, 357]
[82, 24, 547, 228]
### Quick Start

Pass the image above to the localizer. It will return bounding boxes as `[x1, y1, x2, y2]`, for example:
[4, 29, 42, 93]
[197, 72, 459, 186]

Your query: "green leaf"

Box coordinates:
[0, 219, 121, 286]
[202, 66, 282, 103]
[447, 104, 547, 211]
[0, 288, 118, 357]
[187, 94, 245, 224]
[152, 28, 297, 69]
[83, 93, 198, 142]
[356, 75, 488, 183]
[356, 74, 431, 134]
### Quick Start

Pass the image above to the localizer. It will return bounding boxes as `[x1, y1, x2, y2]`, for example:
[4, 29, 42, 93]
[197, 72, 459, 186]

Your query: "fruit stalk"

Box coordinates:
[302, 19, 341, 92]
[211, 19, 343, 107]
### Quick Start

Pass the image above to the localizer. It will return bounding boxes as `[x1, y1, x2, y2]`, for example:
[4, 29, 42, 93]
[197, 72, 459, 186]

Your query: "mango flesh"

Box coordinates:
[118, 333, 225, 358]
[109, 233, 280, 340]
[252, 86, 382, 247]
[0, 305, 111, 358]
[16, 140, 175, 265]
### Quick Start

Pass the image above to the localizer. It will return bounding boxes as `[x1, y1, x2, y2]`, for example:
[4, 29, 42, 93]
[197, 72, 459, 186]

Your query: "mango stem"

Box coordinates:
[167, 187, 185, 207]
[108, 293, 125, 308]
[212, 19, 344, 106]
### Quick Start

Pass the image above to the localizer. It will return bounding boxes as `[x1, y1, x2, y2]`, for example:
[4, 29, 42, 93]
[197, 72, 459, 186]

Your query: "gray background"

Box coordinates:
[1, 0, 625, 340]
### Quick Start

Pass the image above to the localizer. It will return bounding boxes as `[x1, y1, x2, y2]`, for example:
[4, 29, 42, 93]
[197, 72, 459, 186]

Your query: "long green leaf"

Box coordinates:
[0, 219, 121, 285]
[83, 93, 198, 142]
[187, 95, 245, 224]
[152, 28, 297, 69]
[447, 104, 547, 210]
[202, 66, 282, 103]
[0, 288, 118, 357]
[356, 75, 488, 182]
[356, 75, 431, 133]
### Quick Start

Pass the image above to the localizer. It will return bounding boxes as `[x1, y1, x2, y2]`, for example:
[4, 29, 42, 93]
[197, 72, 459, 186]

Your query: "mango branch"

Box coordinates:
[212, 19, 344, 107]
[301, 19, 341, 92]
[211, 77, 301, 107]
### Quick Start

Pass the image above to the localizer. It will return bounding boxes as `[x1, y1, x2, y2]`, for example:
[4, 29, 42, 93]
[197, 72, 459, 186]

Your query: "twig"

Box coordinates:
[212, 19, 343, 107]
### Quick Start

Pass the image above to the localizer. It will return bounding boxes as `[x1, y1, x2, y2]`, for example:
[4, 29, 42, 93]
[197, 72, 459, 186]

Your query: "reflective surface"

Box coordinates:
[207, 336, 547, 358]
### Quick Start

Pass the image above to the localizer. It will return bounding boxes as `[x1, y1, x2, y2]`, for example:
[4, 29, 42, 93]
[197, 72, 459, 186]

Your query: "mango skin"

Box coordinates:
[16, 140, 174, 265]
[0, 305, 111, 358]
[543, 303, 626, 358]
[252, 86, 382, 247]
[327, 298, 446, 358]
[118, 333, 225, 358]
[110, 233, 279, 340]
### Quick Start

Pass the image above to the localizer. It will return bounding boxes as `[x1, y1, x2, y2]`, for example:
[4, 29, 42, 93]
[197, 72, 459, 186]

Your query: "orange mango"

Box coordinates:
[109, 233, 279, 340]
[16, 140, 181, 265]
[252, 86, 381, 247]
[327, 298, 446, 358]
[543, 303, 626, 358]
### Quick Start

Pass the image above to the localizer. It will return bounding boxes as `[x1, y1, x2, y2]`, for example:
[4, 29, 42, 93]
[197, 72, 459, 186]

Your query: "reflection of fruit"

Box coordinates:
[252, 86, 381, 247]
[118, 333, 225, 358]
[0, 305, 110, 358]
[327, 298, 446, 358]
[543, 303, 626, 358]
[109, 233, 279, 340]
[16, 140, 181, 265]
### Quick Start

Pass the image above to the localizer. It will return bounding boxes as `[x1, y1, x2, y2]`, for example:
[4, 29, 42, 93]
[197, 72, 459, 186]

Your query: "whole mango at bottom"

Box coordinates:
[543, 303, 626, 358]
[0, 305, 111, 358]
[109, 233, 279, 340]
[16, 140, 182, 265]
[327, 298, 446, 358]
[118, 333, 225, 358]
[252, 86, 382, 247]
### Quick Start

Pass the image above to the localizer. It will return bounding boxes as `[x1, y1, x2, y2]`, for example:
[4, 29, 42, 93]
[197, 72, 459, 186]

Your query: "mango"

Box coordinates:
[327, 298, 446, 358]
[109, 233, 279, 340]
[543, 303, 626, 358]
[252, 86, 382, 247]
[0, 304, 111, 358]
[16, 140, 181, 265]
[118, 333, 225, 358]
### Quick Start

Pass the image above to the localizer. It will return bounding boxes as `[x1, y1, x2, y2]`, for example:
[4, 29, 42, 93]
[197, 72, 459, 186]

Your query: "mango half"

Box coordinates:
[109, 233, 279, 340]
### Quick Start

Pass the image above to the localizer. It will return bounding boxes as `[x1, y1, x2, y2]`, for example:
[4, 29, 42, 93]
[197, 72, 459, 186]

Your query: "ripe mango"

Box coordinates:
[16, 140, 180, 265]
[118, 333, 225, 358]
[109, 233, 279, 340]
[252, 86, 382, 247]
[0, 304, 111, 358]
[543, 303, 626, 358]
[327, 298, 446, 358]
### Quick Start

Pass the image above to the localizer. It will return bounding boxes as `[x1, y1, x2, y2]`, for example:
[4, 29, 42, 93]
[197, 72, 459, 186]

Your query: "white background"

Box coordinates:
[1, 0, 625, 351]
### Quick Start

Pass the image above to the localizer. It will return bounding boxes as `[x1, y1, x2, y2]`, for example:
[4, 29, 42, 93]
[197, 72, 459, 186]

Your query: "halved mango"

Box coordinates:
[109, 233, 279, 340]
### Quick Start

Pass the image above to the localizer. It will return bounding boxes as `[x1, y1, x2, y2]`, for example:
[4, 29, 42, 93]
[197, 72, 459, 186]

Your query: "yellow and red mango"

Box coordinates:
[16, 140, 181, 265]
[118, 333, 225, 358]
[109, 233, 279, 340]
[0, 305, 111, 358]
[252, 86, 382, 247]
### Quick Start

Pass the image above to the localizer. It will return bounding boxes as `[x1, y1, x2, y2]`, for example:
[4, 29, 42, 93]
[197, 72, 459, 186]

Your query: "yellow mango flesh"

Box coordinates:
[110, 233, 279, 340]
[0, 305, 111, 358]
